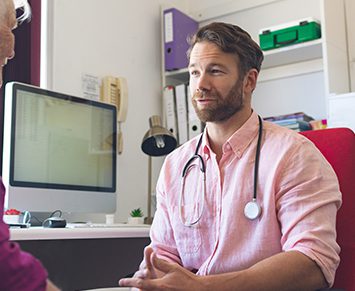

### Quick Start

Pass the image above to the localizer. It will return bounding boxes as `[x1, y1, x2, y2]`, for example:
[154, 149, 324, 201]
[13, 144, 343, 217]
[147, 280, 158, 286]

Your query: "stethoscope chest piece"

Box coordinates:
[244, 199, 261, 220]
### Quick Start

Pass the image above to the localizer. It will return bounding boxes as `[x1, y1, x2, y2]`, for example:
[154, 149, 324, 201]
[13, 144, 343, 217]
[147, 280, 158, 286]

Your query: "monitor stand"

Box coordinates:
[28, 212, 53, 226]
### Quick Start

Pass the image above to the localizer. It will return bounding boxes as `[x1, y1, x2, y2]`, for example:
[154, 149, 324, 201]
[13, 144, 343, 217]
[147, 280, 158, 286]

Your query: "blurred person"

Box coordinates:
[0, 0, 59, 290]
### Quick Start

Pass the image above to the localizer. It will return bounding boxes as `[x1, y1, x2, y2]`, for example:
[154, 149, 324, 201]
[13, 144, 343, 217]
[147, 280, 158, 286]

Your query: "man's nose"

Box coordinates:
[196, 72, 211, 91]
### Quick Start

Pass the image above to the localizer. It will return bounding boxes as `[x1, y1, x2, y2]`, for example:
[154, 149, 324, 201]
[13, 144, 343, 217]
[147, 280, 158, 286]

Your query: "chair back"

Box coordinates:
[300, 128, 355, 290]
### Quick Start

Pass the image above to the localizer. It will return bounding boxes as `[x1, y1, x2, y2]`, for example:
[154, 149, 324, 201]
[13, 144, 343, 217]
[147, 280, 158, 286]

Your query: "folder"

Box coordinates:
[186, 85, 203, 139]
[163, 86, 178, 139]
[163, 8, 198, 71]
[175, 84, 188, 144]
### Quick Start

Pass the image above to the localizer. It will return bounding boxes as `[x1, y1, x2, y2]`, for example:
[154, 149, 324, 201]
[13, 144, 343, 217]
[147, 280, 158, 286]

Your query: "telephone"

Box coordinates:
[100, 76, 129, 154]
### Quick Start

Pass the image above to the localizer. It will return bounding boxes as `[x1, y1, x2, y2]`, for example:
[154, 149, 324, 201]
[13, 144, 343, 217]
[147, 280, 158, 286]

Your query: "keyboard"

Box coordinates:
[66, 222, 149, 228]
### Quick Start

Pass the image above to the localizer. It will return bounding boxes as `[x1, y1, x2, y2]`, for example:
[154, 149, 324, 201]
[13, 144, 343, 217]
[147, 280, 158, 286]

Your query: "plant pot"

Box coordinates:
[3, 215, 21, 224]
[127, 217, 144, 225]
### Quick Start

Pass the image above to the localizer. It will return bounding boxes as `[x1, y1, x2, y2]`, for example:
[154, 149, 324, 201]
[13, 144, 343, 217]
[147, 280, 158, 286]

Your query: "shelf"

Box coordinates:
[258, 58, 323, 82]
[163, 39, 324, 85]
[164, 68, 189, 85]
[261, 39, 323, 69]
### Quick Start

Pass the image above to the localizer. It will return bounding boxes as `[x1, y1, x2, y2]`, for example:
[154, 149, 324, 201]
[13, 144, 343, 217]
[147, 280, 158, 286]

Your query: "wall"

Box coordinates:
[345, 0, 355, 91]
[42, 0, 187, 223]
[187, 0, 281, 21]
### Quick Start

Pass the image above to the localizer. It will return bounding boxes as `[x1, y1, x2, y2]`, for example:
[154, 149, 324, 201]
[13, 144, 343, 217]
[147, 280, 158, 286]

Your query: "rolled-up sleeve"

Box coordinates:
[276, 138, 341, 287]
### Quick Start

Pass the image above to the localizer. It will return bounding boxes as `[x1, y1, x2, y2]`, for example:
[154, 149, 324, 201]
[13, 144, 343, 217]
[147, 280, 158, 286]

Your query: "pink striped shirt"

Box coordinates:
[150, 111, 341, 286]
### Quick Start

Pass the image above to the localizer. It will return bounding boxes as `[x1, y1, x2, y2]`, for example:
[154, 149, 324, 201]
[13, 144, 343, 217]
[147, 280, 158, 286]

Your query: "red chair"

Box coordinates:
[300, 128, 355, 290]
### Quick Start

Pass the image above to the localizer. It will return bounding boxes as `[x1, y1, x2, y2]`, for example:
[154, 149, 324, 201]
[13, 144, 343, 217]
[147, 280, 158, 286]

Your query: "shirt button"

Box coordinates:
[236, 150, 241, 158]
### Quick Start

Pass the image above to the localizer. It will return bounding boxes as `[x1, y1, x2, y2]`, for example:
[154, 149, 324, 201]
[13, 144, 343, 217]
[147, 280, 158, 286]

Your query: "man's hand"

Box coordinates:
[119, 247, 202, 291]
[131, 247, 159, 281]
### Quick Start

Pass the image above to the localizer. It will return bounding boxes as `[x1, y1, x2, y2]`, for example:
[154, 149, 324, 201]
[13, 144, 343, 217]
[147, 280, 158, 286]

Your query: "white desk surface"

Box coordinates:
[10, 225, 150, 241]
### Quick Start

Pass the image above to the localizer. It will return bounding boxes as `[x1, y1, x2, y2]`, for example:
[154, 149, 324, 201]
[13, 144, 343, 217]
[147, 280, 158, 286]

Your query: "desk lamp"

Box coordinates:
[141, 115, 177, 224]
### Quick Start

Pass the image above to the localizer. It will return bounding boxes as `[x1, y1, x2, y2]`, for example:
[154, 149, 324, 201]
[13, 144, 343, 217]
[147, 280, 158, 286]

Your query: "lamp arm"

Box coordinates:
[146, 155, 152, 224]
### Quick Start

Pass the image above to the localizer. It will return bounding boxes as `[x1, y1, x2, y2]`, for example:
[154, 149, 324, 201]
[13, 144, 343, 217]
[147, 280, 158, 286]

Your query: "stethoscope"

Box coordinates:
[179, 115, 263, 227]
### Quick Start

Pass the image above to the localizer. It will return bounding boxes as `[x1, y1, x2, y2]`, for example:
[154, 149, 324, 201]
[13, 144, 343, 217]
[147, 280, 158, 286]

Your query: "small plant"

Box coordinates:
[4, 208, 21, 215]
[130, 208, 144, 218]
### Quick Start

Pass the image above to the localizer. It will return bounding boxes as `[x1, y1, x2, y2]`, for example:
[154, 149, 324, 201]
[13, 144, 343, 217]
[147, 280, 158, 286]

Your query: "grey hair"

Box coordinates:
[13, 0, 31, 23]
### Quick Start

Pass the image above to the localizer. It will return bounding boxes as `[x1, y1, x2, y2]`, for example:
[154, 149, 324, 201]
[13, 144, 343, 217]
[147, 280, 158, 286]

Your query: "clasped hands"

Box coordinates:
[119, 247, 203, 291]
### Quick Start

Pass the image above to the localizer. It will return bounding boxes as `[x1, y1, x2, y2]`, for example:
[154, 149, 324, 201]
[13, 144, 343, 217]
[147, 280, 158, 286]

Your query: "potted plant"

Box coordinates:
[128, 208, 144, 225]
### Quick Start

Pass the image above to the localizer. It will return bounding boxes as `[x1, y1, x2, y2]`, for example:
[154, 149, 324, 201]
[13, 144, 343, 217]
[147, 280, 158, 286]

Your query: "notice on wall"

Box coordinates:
[82, 73, 100, 101]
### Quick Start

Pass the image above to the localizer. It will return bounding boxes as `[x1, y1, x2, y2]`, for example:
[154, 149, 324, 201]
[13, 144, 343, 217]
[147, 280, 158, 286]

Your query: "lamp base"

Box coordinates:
[144, 216, 153, 225]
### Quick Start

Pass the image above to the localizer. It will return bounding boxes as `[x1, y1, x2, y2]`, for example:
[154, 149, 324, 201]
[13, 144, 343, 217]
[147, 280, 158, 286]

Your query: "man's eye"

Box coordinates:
[189, 70, 199, 76]
[211, 69, 223, 74]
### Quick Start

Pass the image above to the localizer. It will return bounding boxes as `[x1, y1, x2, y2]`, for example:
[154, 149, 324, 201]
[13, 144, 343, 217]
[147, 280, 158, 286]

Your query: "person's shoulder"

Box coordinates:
[261, 120, 320, 161]
[263, 120, 311, 146]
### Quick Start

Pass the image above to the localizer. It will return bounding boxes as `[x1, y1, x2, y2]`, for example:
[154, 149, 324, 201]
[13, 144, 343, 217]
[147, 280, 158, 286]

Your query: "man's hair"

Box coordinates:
[187, 22, 264, 77]
[13, 0, 31, 23]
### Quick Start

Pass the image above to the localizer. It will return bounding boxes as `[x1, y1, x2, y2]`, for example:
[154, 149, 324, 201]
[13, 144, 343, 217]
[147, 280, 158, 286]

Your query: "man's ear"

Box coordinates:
[243, 69, 259, 94]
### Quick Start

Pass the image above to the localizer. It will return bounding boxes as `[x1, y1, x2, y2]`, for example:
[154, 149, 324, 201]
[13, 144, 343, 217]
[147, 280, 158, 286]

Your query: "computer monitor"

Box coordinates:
[2, 82, 117, 214]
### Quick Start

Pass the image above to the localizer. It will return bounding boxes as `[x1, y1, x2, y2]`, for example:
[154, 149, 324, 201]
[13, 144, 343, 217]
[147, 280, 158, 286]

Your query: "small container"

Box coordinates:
[127, 217, 144, 225]
[3, 215, 21, 224]
[105, 214, 115, 225]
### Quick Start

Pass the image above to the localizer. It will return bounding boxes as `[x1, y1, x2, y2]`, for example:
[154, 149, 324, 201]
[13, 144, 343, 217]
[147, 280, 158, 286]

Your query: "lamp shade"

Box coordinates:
[141, 115, 177, 156]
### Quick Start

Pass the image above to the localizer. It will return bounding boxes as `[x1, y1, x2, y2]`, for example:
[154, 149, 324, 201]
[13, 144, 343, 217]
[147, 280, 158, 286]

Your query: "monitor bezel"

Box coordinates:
[2, 82, 118, 214]
[8, 82, 117, 193]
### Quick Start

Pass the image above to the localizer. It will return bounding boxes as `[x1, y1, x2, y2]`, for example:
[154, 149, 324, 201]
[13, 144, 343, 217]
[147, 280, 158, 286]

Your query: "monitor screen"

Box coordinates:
[2, 82, 117, 214]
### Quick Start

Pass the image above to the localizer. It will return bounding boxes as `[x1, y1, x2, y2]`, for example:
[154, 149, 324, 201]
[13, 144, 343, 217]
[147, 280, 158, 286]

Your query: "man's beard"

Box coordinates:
[192, 78, 244, 123]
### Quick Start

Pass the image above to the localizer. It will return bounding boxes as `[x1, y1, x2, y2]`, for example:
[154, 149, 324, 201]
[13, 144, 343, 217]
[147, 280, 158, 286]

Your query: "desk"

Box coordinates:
[10, 226, 151, 291]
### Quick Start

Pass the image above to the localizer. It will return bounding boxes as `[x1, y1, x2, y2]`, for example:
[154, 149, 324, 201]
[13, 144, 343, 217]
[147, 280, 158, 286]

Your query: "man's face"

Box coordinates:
[0, 0, 17, 87]
[188, 41, 245, 123]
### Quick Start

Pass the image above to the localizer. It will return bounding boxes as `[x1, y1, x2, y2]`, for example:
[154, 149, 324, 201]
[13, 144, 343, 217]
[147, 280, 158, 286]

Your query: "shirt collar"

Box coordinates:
[200, 111, 260, 159]
[226, 111, 260, 158]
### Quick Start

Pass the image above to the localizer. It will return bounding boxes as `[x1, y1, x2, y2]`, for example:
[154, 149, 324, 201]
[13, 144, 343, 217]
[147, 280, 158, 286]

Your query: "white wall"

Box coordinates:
[187, 0, 281, 21]
[345, 0, 355, 91]
[43, 0, 186, 223]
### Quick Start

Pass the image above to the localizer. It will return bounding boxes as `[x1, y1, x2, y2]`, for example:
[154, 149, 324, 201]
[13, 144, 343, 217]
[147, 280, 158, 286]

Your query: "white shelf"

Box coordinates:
[259, 58, 323, 82]
[163, 40, 324, 84]
[261, 39, 323, 69]
[164, 68, 189, 85]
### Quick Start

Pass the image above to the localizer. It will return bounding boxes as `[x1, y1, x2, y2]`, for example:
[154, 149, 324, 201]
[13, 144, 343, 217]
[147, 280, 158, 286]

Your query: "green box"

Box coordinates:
[259, 20, 321, 51]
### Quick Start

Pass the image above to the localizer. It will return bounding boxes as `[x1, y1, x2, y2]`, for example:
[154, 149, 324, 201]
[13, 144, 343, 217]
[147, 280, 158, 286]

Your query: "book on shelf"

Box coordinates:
[163, 83, 204, 145]
[264, 112, 314, 132]
[186, 84, 203, 139]
[264, 112, 314, 122]
[175, 83, 188, 144]
[163, 86, 178, 139]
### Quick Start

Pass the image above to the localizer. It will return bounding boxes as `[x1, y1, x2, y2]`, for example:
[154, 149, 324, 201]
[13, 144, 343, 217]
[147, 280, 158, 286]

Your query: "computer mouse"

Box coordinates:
[43, 217, 67, 228]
